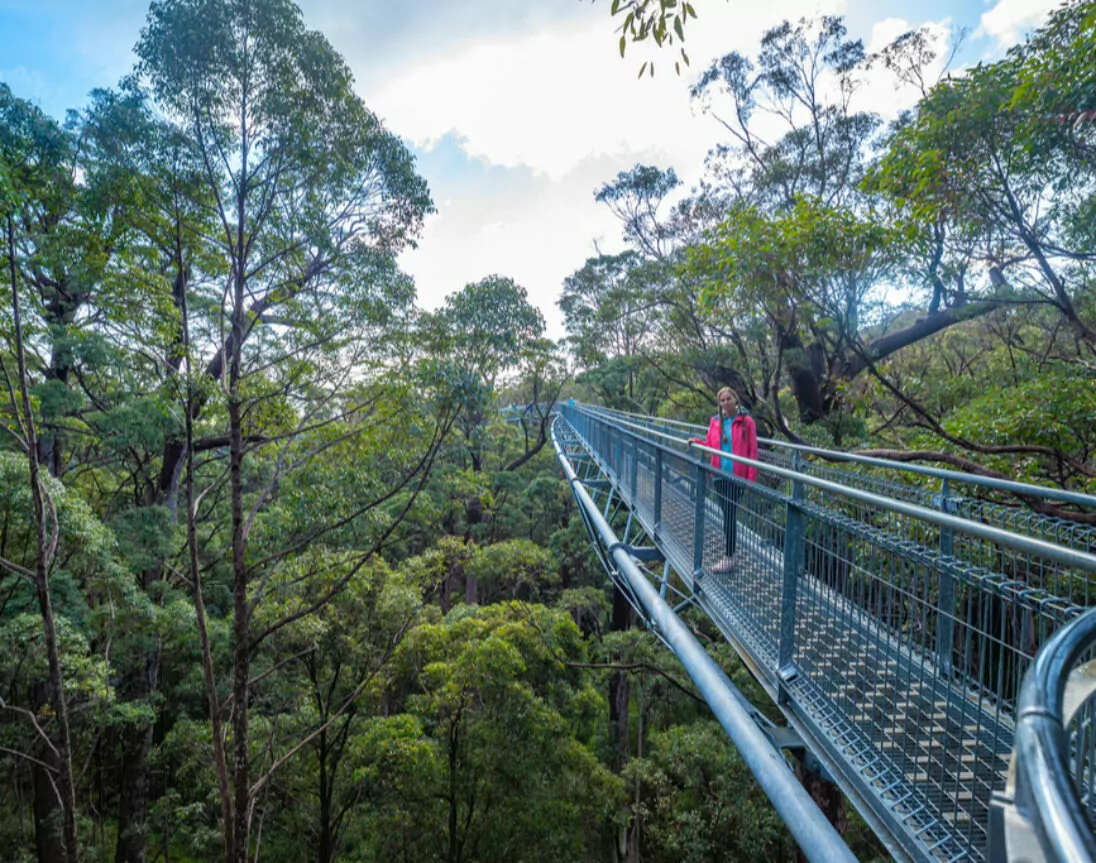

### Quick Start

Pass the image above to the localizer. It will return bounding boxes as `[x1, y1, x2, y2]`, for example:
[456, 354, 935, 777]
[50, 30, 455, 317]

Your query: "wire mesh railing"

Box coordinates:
[560, 402, 1096, 862]
[582, 403, 1096, 558]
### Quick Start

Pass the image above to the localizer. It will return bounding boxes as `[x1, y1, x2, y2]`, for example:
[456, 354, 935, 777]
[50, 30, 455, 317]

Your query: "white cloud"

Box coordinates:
[868, 16, 916, 51]
[364, 0, 847, 183]
[854, 17, 954, 118]
[347, 1, 989, 339]
[979, 0, 1059, 48]
[360, 1, 861, 334]
[397, 152, 632, 337]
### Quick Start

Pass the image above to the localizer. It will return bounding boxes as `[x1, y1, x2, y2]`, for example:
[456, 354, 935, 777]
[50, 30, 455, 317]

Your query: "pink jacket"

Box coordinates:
[695, 413, 758, 481]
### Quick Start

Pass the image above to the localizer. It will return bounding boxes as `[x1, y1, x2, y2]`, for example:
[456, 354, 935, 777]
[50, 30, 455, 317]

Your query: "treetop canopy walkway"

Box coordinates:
[551, 401, 1096, 863]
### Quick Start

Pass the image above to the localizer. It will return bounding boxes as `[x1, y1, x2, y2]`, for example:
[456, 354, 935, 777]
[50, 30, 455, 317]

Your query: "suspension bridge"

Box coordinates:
[551, 402, 1096, 863]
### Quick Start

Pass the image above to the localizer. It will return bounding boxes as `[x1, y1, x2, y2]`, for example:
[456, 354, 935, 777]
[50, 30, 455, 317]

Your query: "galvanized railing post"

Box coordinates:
[612, 425, 620, 478]
[779, 451, 806, 696]
[937, 478, 957, 676]
[693, 461, 708, 580]
[653, 447, 663, 542]
[630, 435, 639, 504]
[607, 422, 615, 476]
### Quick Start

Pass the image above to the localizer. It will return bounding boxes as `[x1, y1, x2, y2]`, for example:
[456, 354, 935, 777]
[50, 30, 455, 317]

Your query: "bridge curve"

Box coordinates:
[552, 402, 1096, 862]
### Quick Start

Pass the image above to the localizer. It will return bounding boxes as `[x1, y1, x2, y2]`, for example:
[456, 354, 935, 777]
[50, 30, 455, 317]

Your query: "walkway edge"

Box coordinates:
[553, 418, 859, 863]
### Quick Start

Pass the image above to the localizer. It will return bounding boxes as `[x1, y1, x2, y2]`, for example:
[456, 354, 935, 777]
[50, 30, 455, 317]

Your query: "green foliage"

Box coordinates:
[370, 603, 622, 863]
[689, 198, 902, 335]
[7, 4, 1096, 861]
[940, 365, 1096, 487]
[627, 720, 794, 862]
[598, 0, 702, 76]
[466, 539, 559, 604]
[436, 276, 546, 388]
[561, 251, 653, 367]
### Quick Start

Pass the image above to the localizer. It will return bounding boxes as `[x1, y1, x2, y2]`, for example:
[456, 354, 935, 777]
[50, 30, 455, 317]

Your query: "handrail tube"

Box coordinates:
[569, 405, 1096, 575]
[553, 420, 859, 863]
[576, 403, 1096, 509]
[1014, 608, 1096, 862]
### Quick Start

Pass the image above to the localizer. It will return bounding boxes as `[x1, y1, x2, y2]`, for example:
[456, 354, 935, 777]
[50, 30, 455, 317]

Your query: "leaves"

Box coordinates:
[599, 0, 705, 76]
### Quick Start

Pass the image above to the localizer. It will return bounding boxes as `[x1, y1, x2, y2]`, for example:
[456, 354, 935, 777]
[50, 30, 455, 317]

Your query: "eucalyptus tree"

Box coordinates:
[692, 16, 877, 212]
[570, 165, 734, 413]
[375, 602, 621, 863]
[560, 251, 662, 405]
[832, 1, 1096, 487]
[685, 199, 906, 436]
[438, 275, 547, 398]
[56, 84, 232, 863]
[432, 274, 544, 472]
[429, 276, 547, 548]
[595, 166, 683, 260]
[596, 0, 704, 78]
[0, 86, 83, 863]
[0, 85, 83, 486]
[241, 552, 429, 863]
[2, 78, 185, 863]
[495, 336, 569, 473]
[133, 0, 433, 859]
[872, 2, 1096, 354]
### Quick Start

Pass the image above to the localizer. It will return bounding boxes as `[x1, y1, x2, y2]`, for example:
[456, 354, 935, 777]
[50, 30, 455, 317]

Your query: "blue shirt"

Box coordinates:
[720, 418, 735, 472]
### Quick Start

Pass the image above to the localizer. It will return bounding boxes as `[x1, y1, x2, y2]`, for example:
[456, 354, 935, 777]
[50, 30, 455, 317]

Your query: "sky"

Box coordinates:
[0, 0, 1067, 336]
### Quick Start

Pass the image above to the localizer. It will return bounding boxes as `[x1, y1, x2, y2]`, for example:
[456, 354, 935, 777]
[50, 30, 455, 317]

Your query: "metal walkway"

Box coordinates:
[552, 403, 1096, 863]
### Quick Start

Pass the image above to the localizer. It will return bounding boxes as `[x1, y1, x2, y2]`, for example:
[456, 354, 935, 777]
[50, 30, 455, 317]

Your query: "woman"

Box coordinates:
[692, 387, 757, 573]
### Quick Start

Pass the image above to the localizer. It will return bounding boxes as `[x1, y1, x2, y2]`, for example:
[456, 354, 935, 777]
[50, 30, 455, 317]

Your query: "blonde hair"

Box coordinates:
[717, 387, 739, 444]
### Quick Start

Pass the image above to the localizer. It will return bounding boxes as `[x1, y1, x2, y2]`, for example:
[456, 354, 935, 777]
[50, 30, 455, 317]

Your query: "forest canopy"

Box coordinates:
[2, 1, 1094, 862]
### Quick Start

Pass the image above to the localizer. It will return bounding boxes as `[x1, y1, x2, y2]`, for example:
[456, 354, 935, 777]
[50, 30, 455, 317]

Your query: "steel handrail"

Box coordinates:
[552, 416, 859, 863]
[576, 403, 1096, 510]
[565, 404, 1096, 576]
[1012, 608, 1096, 861]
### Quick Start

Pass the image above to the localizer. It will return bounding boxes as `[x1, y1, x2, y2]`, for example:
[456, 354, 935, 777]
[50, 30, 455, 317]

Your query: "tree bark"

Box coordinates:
[30, 683, 66, 863]
[9, 215, 80, 863]
[777, 325, 826, 425]
[180, 271, 235, 861]
[842, 301, 1000, 380]
[793, 761, 847, 863]
[318, 728, 332, 863]
[113, 650, 157, 863]
[226, 67, 254, 863]
[229, 327, 250, 863]
[608, 586, 635, 862]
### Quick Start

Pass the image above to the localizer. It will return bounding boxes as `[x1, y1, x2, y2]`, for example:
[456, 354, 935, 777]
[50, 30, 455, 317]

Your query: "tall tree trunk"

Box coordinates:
[230, 95, 252, 863]
[608, 586, 634, 862]
[30, 683, 66, 863]
[794, 762, 847, 863]
[115, 259, 191, 863]
[317, 730, 332, 863]
[114, 646, 158, 863]
[181, 277, 235, 861]
[230, 347, 250, 863]
[9, 215, 80, 863]
[777, 325, 826, 425]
